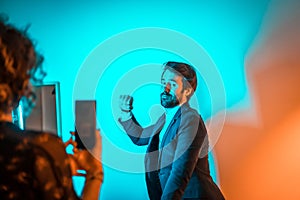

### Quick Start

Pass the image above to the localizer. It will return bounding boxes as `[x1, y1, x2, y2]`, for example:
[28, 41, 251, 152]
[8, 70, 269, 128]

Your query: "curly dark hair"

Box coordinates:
[0, 16, 45, 115]
[162, 61, 197, 100]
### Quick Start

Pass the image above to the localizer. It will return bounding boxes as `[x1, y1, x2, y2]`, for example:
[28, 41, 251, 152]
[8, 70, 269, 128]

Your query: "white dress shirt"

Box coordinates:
[159, 106, 180, 148]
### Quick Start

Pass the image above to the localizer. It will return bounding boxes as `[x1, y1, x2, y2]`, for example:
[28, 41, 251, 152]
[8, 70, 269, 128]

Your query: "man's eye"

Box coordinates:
[171, 83, 177, 87]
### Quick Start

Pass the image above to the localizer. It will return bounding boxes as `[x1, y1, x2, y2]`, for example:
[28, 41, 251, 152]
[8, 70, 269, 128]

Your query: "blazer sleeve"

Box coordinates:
[118, 114, 155, 146]
[161, 111, 207, 200]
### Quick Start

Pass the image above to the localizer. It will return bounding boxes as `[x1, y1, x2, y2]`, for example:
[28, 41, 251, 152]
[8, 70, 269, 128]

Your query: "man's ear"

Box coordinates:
[184, 87, 192, 97]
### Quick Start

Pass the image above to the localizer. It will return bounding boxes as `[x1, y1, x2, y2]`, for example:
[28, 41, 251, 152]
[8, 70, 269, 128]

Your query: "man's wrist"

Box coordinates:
[120, 108, 132, 112]
[119, 111, 132, 122]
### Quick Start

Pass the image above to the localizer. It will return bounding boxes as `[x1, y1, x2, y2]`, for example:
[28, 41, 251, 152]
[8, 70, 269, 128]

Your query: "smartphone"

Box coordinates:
[74, 100, 96, 150]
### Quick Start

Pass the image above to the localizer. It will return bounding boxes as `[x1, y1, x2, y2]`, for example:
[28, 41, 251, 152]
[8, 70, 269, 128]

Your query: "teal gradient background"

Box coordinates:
[1, 0, 270, 199]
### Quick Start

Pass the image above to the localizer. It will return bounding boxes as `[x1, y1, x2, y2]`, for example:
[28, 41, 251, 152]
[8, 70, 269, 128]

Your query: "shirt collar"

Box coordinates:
[164, 105, 180, 117]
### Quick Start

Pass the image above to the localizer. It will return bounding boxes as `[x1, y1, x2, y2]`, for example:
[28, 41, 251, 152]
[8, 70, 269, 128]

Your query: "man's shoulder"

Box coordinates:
[180, 104, 200, 118]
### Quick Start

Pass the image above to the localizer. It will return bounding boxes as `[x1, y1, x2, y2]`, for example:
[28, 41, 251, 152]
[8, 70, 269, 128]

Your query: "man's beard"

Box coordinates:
[160, 91, 180, 108]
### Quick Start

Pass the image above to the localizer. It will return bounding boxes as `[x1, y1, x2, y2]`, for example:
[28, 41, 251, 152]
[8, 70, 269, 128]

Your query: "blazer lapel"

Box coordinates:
[146, 114, 165, 153]
[160, 106, 182, 148]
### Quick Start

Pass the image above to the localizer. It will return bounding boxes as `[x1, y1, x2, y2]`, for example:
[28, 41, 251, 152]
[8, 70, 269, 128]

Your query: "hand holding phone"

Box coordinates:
[68, 129, 103, 180]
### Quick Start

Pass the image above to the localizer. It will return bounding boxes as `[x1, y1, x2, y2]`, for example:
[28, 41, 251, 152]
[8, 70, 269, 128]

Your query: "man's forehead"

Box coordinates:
[161, 69, 182, 81]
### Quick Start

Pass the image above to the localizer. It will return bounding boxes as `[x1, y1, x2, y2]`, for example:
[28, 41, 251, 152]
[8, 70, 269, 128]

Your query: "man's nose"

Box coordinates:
[164, 83, 171, 93]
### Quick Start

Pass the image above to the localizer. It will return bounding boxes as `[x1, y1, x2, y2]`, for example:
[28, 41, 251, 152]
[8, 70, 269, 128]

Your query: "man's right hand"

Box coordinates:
[119, 95, 133, 122]
[119, 95, 133, 112]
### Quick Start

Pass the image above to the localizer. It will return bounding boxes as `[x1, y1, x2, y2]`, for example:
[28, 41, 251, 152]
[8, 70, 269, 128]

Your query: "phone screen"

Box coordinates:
[75, 100, 96, 150]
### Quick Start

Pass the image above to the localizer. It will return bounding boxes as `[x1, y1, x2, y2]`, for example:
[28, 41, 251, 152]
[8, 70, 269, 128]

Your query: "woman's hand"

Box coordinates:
[66, 130, 103, 200]
[65, 130, 103, 177]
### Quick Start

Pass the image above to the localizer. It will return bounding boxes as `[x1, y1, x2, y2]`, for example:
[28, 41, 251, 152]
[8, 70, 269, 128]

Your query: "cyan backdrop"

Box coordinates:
[1, 0, 270, 199]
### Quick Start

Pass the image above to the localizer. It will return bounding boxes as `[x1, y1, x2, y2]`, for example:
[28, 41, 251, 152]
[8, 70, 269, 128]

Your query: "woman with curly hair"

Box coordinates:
[0, 17, 103, 200]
